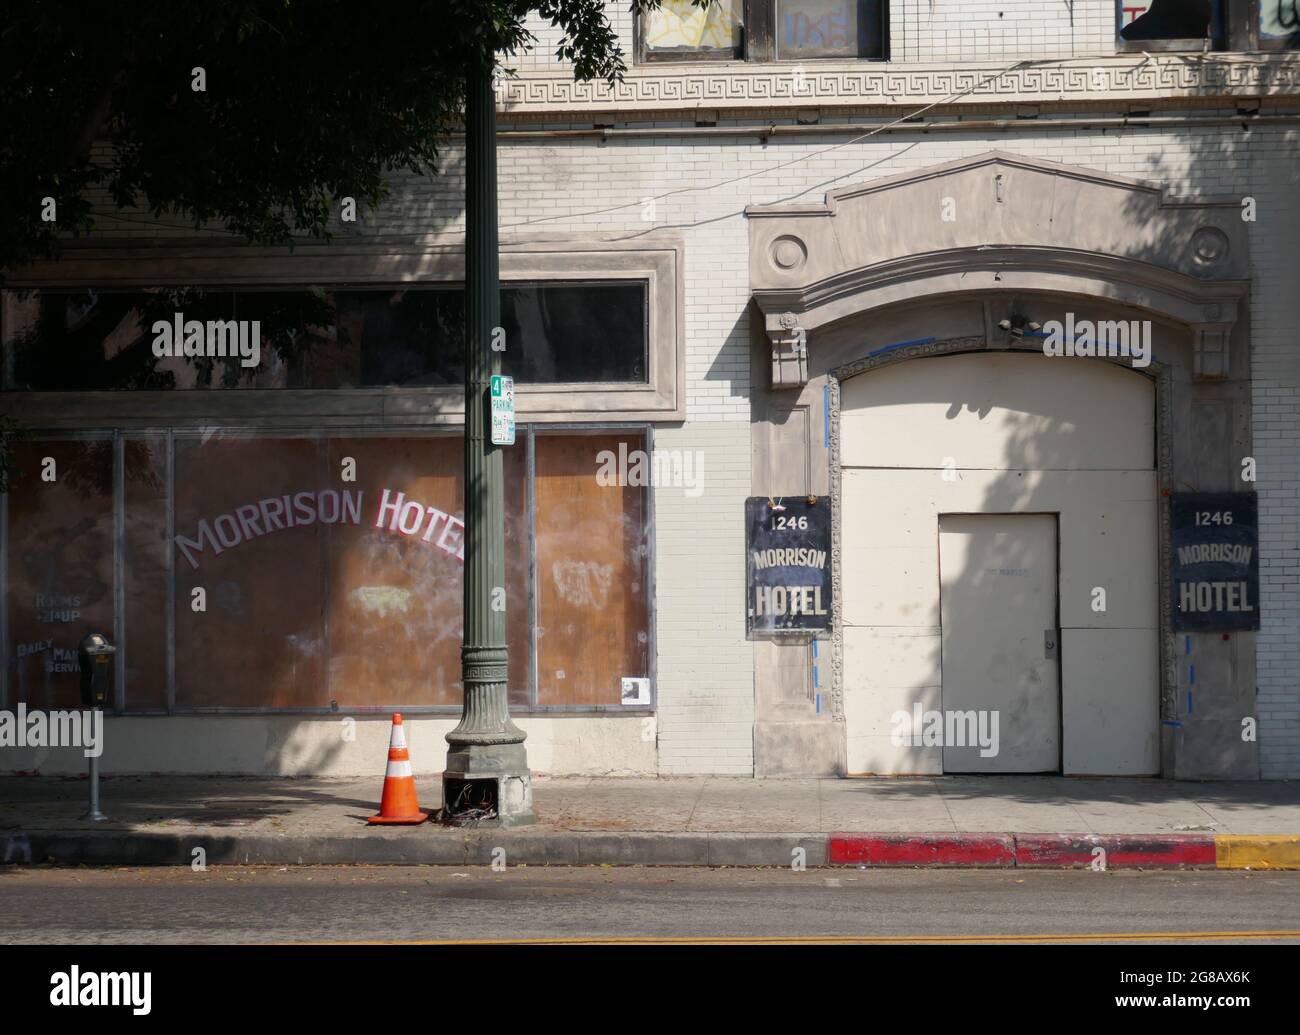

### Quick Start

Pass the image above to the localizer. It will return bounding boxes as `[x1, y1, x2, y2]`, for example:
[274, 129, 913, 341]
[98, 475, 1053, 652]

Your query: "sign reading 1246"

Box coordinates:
[490, 374, 515, 446]
[1171, 492, 1259, 632]
[745, 496, 832, 638]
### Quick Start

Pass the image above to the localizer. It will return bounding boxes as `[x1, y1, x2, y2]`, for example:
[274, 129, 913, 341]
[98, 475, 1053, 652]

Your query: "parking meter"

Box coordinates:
[77, 632, 113, 821]
[78, 632, 115, 708]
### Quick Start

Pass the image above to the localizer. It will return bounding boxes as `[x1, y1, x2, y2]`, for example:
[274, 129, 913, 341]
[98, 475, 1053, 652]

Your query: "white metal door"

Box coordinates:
[938, 514, 1059, 773]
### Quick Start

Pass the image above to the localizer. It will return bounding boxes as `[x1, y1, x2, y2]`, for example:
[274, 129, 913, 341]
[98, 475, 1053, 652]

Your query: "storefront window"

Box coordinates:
[4, 439, 116, 709]
[123, 436, 168, 710]
[3, 429, 652, 712]
[535, 433, 652, 707]
[172, 436, 330, 708]
[2, 282, 648, 391]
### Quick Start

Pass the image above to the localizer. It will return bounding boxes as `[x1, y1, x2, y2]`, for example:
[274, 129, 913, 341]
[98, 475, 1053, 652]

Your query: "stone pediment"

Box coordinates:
[747, 151, 1249, 385]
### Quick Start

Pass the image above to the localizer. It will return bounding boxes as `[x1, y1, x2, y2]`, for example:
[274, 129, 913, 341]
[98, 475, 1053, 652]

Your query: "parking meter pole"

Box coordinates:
[78, 632, 115, 823]
[82, 710, 107, 822]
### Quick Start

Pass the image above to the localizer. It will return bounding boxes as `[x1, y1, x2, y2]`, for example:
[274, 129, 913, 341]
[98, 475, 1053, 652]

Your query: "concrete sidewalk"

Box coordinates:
[2, 774, 1299, 868]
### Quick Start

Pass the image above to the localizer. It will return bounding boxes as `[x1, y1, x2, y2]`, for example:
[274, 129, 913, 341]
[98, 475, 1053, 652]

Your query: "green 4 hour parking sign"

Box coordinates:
[490, 374, 516, 446]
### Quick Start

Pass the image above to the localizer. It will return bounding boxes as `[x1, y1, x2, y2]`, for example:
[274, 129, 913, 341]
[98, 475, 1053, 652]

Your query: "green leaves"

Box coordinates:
[0, 0, 650, 276]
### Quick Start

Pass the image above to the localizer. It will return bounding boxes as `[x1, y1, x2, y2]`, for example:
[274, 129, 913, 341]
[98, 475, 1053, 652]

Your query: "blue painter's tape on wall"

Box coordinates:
[823, 383, 830, 448]
[868, 336, 936, 358]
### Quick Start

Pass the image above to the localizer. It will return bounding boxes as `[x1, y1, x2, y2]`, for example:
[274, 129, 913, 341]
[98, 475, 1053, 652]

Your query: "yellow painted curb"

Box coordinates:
[1215, 835, 1300, 870]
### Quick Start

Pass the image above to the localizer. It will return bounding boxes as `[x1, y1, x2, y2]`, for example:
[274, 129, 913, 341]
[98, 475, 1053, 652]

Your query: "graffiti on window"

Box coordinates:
[644, 0, 743, 51]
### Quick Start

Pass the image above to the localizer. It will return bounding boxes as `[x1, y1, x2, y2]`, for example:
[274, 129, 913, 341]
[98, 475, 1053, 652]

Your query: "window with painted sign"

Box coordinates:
[1170, 492, 1260, 632]
[169, 433, 528, 710]
[3, 430, 651, 711]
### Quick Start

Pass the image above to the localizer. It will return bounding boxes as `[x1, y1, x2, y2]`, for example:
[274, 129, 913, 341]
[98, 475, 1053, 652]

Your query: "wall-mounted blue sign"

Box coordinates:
[1171, 492, 1259, 632]
[746, 496, 832, 638]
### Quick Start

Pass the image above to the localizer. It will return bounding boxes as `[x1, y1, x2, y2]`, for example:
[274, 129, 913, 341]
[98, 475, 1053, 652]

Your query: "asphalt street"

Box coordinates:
[2, 866, 1298, 944]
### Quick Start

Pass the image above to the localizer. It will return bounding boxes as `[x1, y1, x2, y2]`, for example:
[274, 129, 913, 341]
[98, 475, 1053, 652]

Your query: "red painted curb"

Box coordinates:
[827, 833, 1219, 868]
[829, 833, 1016, 867]
[1014, 834, 1216, 869]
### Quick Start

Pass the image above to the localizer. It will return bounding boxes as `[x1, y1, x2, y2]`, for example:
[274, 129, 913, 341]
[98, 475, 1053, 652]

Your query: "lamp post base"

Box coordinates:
[439, 742, 536, 827]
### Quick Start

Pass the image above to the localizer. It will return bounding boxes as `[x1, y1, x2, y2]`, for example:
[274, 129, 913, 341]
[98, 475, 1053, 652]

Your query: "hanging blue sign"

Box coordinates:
[745, 496, 832, 637]
[1170, 492, 1259, 632]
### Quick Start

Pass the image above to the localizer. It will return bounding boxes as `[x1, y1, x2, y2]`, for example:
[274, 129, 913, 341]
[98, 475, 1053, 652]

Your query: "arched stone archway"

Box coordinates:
[746, 152, 1257, 780]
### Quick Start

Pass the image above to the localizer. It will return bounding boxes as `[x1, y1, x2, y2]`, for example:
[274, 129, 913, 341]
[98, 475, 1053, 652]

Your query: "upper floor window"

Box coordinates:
[643, 0, 745, 59]
[1259, 0, 1300, 46]
[2, 282, 648, 391]
[775, 0, 887, 58]
[640, 0, 887, 62]
[1117, 1, 1226, 49]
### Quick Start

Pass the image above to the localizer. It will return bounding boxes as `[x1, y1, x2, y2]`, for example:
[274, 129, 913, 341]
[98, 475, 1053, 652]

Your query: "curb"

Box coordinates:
[829, 833, 1217, 869]
[828, 833, 1300, 869]
[1013, 834, 1216, 869]
[0, 830, 826, 869]
[3, 830, 1298, 869]
[828, 833, 1016, 867]
[1214, 835, 1300, 870]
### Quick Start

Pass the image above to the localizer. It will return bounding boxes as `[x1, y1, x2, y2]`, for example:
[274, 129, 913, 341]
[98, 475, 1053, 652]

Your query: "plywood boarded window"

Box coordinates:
[169, 434, 528, 709]
[172, 436, 328, 708]
[535, 433, 651, 706]
[123, 436, 168, 709]
[2, 429, 651, 712]
[322, 436, 529, 709]
[4, 440, 115, 709]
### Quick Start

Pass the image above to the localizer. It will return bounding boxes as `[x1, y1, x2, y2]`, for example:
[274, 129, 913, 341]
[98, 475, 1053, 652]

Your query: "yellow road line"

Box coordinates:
[1216, 836, 1300, 870]
[289, 929, 1300, 946]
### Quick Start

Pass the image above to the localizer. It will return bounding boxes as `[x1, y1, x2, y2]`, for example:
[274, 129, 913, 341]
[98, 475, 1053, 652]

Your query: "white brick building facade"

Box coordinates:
[5, 1, 1296, 780]
[476, 1, 1300, 778]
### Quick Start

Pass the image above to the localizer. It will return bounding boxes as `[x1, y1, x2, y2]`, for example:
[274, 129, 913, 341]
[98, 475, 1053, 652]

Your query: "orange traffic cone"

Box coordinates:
[368, 713, 428, 825]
